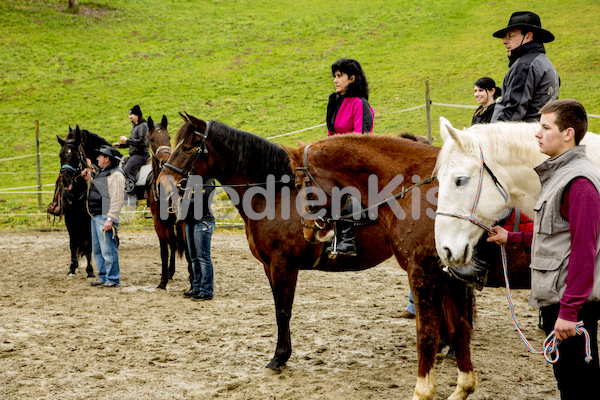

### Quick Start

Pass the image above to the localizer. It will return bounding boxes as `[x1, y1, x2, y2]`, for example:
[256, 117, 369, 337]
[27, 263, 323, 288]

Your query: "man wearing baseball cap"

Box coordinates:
[491, 11, 560, 122]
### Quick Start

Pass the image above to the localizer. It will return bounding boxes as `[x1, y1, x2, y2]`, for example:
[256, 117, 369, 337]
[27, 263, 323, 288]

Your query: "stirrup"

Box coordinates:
[328, 234, 339, 259]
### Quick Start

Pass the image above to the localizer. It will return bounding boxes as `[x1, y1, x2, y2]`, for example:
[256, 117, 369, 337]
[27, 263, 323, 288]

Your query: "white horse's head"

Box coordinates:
[435, 117, 600, 267]
[434, 118, 507, 266]
[434, 117, 548, 267]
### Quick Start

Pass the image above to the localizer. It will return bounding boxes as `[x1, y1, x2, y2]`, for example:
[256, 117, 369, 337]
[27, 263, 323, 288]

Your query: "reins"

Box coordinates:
[297, 143, 437, 228]
[436, 144, 591, 365]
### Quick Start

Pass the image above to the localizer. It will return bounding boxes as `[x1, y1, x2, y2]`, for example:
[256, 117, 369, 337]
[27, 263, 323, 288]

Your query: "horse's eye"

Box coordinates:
[183, 146, 194, 152]
[295, 182, 302, 191]
[455, 177, 470, 187]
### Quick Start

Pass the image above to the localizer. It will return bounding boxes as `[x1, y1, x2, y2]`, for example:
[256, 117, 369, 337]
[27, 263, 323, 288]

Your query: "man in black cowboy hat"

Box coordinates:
[81, 145, 125, 288]
[450, 12, 560, 291]
[491, 11, 560, 122]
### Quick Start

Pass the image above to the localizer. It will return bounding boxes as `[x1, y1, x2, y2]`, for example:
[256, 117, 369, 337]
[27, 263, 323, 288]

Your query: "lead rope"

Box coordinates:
[437, 147, 591, 365]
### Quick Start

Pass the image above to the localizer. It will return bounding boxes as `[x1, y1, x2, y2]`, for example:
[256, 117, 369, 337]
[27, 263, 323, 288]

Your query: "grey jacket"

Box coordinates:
[492, 42, 560, 122]
[126, 120, 149, 157]
[529, 146, 600, 307]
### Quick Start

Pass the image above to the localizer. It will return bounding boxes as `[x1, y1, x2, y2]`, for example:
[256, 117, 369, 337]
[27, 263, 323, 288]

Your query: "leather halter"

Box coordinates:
[162, 121, 211, 183]
[436, 143, 509, 225]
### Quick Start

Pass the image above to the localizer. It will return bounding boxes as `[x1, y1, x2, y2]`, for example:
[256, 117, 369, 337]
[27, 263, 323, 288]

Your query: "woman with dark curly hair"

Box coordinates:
[323, 58, 374, 257]
[326, 58, 374, 136]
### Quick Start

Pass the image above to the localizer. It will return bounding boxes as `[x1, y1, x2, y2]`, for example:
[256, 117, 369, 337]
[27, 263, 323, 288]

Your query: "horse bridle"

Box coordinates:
[60, 143, 87, 179]
[162, 121, 211, 189]
[297, 143, 437, 231]
[436, 143, 509, 231]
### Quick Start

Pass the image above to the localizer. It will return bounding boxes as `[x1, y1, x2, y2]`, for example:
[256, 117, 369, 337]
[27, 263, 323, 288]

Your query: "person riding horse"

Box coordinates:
[325, 58, 374, 257]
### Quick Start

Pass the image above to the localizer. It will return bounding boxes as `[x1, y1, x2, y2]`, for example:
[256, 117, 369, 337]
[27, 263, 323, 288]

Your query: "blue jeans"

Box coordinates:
[186, 219, 215, 296]
[90, 215, 120, 284]
[406, 290, 415, 315]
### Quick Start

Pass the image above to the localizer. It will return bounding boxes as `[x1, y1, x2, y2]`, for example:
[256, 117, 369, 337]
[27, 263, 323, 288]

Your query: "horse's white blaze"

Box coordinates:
[412, 371, 436, 400]
[435, 117, 600, 267]
[448, 370, 477, 400]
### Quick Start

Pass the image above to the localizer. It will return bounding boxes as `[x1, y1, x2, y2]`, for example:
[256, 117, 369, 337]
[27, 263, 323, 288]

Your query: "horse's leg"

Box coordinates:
[264, 258, 299, 372]
[157, 237, 169, 290]
[409, 248, 444, 400]
[168, 226, 177, 280]
[68, 236, 78, 276]
[84, 251, 94, 278]
[185, 246, 193, 291]
[444, 284, 477, 400]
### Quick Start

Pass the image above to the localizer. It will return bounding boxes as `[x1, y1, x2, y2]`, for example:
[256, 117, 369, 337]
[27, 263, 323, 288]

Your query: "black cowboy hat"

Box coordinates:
[97, 145, 122, 161]
[493, 11, 555, 43]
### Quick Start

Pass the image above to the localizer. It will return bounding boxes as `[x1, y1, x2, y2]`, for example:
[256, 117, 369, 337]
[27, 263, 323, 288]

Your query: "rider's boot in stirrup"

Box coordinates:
[326, 220, 357, 257]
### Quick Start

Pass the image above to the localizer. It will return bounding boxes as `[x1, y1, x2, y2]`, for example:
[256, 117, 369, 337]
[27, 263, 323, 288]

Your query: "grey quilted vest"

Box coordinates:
[529, 146, 600, 307]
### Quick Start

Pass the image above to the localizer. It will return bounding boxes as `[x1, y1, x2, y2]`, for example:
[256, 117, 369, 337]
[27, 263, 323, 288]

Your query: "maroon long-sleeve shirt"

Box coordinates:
[507, 178, 600, 321]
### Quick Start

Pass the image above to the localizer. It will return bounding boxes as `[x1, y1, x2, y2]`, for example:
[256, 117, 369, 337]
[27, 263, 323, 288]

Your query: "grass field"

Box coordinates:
[1, 0, 599, 229]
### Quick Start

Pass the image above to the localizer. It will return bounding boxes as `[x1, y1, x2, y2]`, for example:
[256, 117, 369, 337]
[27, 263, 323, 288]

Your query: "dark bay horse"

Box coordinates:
[146, 115, 192, 290]
[157, 113, 394, 373]
[56, 126, 110, 277]
[284, 133, 530, 400]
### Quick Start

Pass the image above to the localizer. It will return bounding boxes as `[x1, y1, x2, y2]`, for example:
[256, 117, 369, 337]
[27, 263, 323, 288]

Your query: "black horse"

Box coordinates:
[56, 125, 110, 277]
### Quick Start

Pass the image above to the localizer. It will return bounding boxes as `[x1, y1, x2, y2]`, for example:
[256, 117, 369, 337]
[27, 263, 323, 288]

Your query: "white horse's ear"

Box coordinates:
[439, 117, 465, 151]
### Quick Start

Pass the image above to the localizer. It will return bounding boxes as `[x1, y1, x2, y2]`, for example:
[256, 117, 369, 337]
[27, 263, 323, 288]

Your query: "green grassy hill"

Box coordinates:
[1, 0, 599, 229]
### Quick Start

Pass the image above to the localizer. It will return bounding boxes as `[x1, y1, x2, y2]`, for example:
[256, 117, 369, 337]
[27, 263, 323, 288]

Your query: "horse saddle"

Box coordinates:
[120, 156, 152, 187]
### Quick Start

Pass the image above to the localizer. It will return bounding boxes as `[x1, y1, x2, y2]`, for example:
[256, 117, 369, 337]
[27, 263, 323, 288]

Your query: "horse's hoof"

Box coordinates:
[156, 285, 167, 290]
[263, 366, 281, 375]
[67, 273, 76, 277]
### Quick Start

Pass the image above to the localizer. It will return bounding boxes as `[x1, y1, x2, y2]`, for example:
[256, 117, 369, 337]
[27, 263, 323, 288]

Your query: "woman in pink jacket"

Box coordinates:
[326, 58, 374, 136]
[323, 58, 374, 257]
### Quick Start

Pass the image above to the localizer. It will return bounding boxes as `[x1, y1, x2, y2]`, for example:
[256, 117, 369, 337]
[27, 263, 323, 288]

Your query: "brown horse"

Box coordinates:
[284, 133, 530, 400]
[157, 113, 394, 373]
[146, 115, 192, 290]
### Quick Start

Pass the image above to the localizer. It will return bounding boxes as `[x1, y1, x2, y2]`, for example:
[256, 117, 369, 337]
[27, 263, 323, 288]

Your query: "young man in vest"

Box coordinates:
[81, 145, 126, 288]
[488, 99, 600, 399]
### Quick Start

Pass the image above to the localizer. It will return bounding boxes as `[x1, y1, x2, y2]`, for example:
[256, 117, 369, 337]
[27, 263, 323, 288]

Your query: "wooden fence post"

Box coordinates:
[35, 120, 42, 208]
[426, 80, 432, 142]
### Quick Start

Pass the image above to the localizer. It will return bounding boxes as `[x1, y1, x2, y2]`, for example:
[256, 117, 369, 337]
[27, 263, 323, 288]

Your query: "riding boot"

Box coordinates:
[326, 220, 357, 257]
[446, 234, 495, 291]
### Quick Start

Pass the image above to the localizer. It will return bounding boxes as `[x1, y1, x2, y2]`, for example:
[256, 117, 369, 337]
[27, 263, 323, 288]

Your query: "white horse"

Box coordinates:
[435, 117, 600, 267]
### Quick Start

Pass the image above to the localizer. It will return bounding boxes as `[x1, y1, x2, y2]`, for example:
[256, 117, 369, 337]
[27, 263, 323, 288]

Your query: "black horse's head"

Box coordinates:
[57, 126, 87, 190]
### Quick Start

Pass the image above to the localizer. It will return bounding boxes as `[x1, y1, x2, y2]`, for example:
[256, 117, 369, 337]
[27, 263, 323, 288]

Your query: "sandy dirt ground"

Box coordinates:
[0, 230, 564, 399]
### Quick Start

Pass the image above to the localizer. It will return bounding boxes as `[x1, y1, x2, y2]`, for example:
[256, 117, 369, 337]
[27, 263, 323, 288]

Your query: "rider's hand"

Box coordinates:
[119, 136, 128, 144]
[487, 226, 508, 244]
[81, 168, 90, 181]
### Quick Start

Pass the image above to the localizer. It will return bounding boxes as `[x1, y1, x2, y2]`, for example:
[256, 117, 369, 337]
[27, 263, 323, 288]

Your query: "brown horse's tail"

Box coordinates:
[175, 223, 187, 257]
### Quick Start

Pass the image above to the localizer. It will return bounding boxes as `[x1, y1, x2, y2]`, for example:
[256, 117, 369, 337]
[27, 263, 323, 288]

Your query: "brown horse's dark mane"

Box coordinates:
[176, 120, 294, 181]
